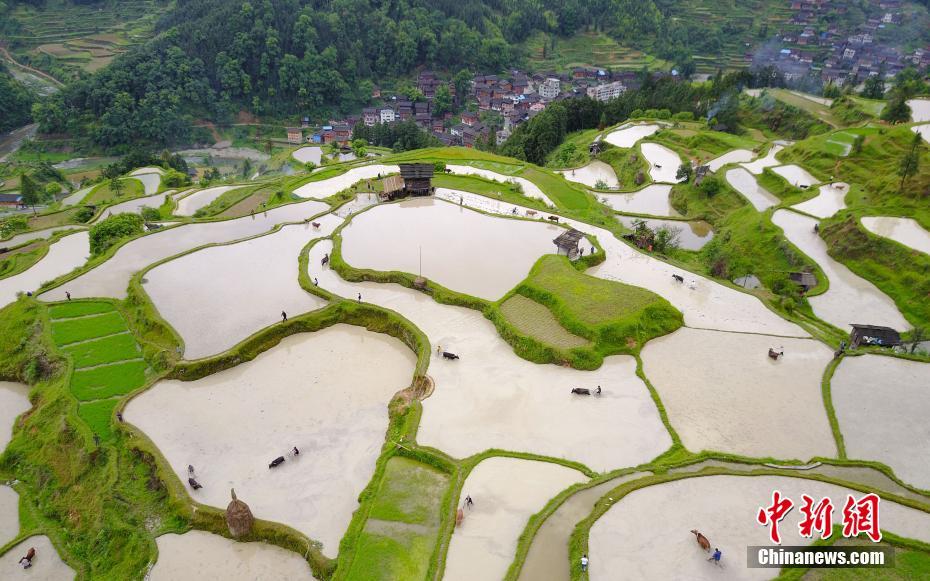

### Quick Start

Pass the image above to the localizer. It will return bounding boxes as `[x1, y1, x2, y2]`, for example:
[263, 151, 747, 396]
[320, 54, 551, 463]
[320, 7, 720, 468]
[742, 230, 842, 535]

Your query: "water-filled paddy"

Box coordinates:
[603, 124, 660, 148]
[724, 168, 779, 211]
[125, 325, 416, 554]
[640, 143, 684, 184]
[0, 535, 74, 580]
[446, 165, 554, 205]
[340, 197, 559, 300]
[832, 355, 930, 489]
[741, 144, 783, 174]
[309, 240, 672, 471]
[706, 149, 755, 172]
[293, 164, 399, 199]
[913, 123, 930, 144]
[438, 190, 805, 337]
[94, 192, 170, 221]
[132, 172, 161, 195]
[150, 531, 317, 580]
[598, 184, 680, 216]
[771, 164, 818, 188]
[1, 226, 82, 249]
[144, 215, 339, 359]
[589, 475, 930, 580]
[641, 327, 836, 460]
[615, 216, 713, 250]
[292, 146, 323, 165]
[444, 457, 586, 581]
[790, 182, 849, 218]
[0, 485, 18, 547]
[860, 216, 930, 255]
[0, 381, 30, 451]
[908, 98, 930, 122]
[558, 161, 619, 189]
[0, 231, 90, 308]
[175, 186, 243, 216]
[772, 210, 909, 331]
[41, 201, 327, 301]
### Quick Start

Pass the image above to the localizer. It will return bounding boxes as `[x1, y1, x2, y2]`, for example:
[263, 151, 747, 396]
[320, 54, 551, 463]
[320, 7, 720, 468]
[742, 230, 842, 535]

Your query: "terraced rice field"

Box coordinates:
[48, 301, 148, 439]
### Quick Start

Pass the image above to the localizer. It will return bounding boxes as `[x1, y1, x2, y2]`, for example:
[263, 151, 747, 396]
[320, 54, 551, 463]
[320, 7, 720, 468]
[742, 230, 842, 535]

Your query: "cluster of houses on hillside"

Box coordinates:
[353, 69, 639, 148]
[760, 0, 930, 86]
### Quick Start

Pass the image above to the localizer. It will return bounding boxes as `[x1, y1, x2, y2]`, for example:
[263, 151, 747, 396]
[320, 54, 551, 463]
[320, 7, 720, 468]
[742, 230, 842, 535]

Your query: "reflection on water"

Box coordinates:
[616, 215, 714, 251]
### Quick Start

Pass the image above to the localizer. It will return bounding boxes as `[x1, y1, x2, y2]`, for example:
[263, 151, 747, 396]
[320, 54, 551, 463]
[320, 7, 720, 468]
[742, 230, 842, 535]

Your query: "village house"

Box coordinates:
[587, 80, 626, 102]
[362, 108, 379, 127]
[461, 111, 478, 126]
[286, 127, 303, 145]
[380, 107, 396, 124]
[539, 77, 560, 100]
[0, 193, 23, 208]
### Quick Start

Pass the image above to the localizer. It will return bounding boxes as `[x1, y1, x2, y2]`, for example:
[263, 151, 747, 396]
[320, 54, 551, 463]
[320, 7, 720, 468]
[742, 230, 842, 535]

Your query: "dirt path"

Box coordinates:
[0, 123, 38, 162]
[0, 46, 65, 88]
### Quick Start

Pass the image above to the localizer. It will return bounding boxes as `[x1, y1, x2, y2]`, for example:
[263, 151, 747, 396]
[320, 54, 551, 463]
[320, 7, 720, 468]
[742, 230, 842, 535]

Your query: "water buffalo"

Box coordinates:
[768, 348, 784, 360]
[547, 215, 559, 222]
[672, 274, 684, 283]
[269, 456, 286, 468]
[442, 351, 459, 360]
[691, 530, 711, 551]
[571, 387, 591, 396]
[188, 477, 203, 490]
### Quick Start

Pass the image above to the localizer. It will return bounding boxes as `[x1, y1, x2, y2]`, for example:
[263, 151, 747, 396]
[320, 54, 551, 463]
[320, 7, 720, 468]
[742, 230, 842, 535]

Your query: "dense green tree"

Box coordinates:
[0, 63, 33, 132]
[89, 213, 143, 255]
[881, 95, 912, 124]
[433, 84, 453, 116]
[861, 76, 885, 100]
[19, 174, 41, 215]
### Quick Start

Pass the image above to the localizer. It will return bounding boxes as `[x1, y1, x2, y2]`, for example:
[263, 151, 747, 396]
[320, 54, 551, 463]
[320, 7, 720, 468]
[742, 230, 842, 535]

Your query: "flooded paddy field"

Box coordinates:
[861, 216, 930, 255]
[446, 165, 554, 205]
[741, 144, 784, 174]
[639, 143, 684, 184]
[771, 164, 818, 188]
[143, 215, 340, 359]
[615, 216, 713, 250]
[0, 536, 74, 580]
[0, 231, 90, 308]
[790, 182, 849, 218]
[150, 531, 317, 580]
[94, 191, 171, 221]
[603, 124, 660, 148]
[444, 457, 586, 581]
[706, 149, 755, 173]
[0, 485, 18, 547]
[724, 168, 779, 211]
[599, 184, 680, 217]
[40, 200, 327, 301]
[589, 475, 930, 580]
[772, 210, 908, 331]
[832, 355, 930, 489]
[340, 198, 559, 300]
[309, 240, 672, 471]
[1, 225, 83, 249]
[293, 165, 399, 199]
[558, 161, 619, 189]
[125, 325, 416, 554]
[175, 186, 243, 216]
[641, 327, 836, 460]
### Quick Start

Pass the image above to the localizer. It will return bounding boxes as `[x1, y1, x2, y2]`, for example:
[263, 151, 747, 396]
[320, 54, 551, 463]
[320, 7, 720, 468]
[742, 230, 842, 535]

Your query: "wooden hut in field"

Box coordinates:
[849, 324, 901, 349]
[789, 271, 817, 292]
[226, 489, 254, 538]
[553, 228, 585, 260]
[399, 163, 435, 197]
[380, 175, 405, 201]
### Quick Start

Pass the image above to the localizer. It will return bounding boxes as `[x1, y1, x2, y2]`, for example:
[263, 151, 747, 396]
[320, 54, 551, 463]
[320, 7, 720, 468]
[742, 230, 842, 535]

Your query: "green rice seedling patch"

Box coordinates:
[77, 398, 120, 440]
[49, 301, 114, 319]
[51, 310, 126, 345]
[500, 294, 591, 351]
[71, 360, 147, 401]
[64, 333, 139, 368]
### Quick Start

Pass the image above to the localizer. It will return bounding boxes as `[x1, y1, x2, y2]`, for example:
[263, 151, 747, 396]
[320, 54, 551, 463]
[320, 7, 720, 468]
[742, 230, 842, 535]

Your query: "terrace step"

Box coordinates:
[75, 357, 145, 371]
[57, 330, 131, 347]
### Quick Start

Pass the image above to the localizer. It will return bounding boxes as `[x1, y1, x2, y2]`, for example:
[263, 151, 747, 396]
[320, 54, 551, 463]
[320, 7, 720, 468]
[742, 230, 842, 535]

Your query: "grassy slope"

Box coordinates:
[597, 146, 651, 190]
[517, 255, 682, 354]
[346, 457, 449, 581]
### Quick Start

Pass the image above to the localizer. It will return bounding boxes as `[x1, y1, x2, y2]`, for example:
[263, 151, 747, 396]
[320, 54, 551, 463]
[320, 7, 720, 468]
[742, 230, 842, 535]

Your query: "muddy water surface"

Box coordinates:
[861, 216, 930, 255]
[0, 231, 89, 308]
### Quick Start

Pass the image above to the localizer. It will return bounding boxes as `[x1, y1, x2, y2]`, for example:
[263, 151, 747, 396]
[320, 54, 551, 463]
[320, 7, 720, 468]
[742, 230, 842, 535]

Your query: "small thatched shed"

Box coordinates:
[226, 488, 254, 538]
[553, 228, 585, 260]
[849, 324, 901, 349]
[380, 175, 405, 201]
